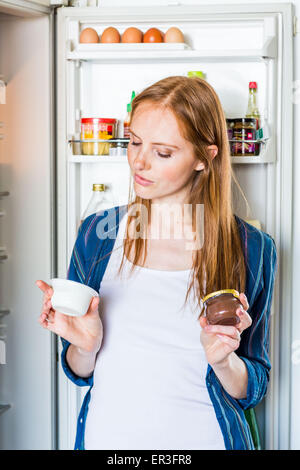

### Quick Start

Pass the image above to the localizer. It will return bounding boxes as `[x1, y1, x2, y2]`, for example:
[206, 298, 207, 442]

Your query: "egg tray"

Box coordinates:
[76, 43, 191, 52]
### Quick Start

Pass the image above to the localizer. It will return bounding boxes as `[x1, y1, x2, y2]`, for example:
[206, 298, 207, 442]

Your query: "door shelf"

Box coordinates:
[68, 138, 129, 162]
[66, 36, 276, 63]
[231, 156, 271, 164]
[69, 155, 128, 163]
[66, 48, 273, 63]
[68, 142, 274, 165]
[68, 133, 274, 163]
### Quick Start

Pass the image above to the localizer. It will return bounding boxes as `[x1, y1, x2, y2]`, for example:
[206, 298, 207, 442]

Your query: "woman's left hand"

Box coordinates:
[199, 293, 252, 368]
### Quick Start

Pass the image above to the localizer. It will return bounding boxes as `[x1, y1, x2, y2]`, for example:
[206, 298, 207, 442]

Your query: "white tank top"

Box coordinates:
[84, 212, 225, 450]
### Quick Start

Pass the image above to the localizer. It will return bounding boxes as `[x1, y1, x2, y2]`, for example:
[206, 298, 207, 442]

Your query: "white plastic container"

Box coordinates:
[50, 278, 99, 317]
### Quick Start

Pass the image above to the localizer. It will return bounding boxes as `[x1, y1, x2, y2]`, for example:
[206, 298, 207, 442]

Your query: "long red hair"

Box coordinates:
[117, 76, 246, 312]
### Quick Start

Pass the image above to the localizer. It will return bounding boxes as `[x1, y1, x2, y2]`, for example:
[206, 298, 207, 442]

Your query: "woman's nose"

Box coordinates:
[133, 151, 150, 171]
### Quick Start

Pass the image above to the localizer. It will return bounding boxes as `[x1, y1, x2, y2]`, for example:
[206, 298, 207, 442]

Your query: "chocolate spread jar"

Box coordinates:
[202, 289, 242, 326]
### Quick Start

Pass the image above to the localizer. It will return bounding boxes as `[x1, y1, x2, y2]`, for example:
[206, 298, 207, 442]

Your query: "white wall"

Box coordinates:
[96, 0, 300, 450]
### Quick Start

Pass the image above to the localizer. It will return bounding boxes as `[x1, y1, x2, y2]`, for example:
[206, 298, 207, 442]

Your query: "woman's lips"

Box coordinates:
[134, 174, 154, 186]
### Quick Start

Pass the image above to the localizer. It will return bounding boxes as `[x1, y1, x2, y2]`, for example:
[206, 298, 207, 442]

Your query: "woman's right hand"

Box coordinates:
[36, 280, 103, 354]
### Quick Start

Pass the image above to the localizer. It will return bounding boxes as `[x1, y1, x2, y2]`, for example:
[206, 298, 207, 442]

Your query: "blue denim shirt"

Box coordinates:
[60, 204, 277, 450]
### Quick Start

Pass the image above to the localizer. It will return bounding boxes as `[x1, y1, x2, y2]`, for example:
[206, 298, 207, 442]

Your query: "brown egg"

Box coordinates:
[122, 27, 143, 43]
[79, 28, 99, 44]
[143, 28, 163, 43]
[164, 27, 184, 43]
[100, 27, 121, 43]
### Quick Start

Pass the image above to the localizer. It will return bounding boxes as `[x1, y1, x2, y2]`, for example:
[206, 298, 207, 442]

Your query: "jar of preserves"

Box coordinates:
[81, 118, 117, 155]
[226, 118, 235, 140]
[231, 118, 257, 156]
[226, 118, 235, 153]
[202, 289, 242, 326]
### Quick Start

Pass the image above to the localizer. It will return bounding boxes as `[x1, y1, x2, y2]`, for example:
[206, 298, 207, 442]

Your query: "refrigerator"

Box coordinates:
[0, 1, 294, 450]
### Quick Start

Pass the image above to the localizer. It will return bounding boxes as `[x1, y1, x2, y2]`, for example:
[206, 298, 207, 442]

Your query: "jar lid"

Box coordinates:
[187, 71, 206, 79]
[99, 118, 117, 123]
[202, 289, 240, 303]
[81, 118, 101, 124]
[249, 81, 257, 89]
[81, 118, 116, 123]
[234, 118, 256, 123]
[93, 184, 105, 191]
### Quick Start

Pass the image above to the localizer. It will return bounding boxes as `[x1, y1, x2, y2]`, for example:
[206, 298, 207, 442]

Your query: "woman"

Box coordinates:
[36, 76, 277, 450]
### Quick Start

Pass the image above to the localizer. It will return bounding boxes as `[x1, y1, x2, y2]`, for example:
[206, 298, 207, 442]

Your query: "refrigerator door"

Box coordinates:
[0, 0, 51, 15]
[56, 3, 293, 450]
[0, 1, 56, 449]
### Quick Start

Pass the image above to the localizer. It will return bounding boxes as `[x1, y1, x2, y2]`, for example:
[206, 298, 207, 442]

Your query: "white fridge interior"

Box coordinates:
[56, 5, 293, 450]
[0, 3, 55, 449]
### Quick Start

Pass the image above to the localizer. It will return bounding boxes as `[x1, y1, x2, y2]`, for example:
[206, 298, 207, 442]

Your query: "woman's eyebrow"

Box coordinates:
[129, 128, 180, 149]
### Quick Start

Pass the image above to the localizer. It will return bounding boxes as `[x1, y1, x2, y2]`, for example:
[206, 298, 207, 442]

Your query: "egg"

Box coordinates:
[164, 27, 184, 43]
[100, 27, 121, 43]
[143, 28, 163, 43]
[79, 28, 99, 44]
[122, 27, 143, 43]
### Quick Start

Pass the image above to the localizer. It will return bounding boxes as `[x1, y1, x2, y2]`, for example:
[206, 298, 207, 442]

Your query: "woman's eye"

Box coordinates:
[156, 150, 171, 159]
[130, 141, 141, 146]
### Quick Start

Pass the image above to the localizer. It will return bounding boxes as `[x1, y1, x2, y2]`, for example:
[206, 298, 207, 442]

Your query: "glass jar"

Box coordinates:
[231, 118, 257, 156]
[202, 289, 242, 326]
[81, 118, 117, 155]
[226, 119, 235, 151]
[80, 183, 115, 225]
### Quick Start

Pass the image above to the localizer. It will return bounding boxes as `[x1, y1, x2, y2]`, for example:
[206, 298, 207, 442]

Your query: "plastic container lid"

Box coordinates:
[81, 118, 117, 123]
[187, 71, 206, 79]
